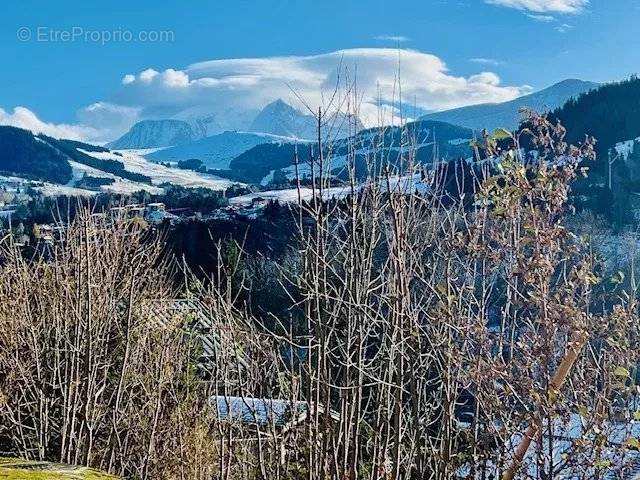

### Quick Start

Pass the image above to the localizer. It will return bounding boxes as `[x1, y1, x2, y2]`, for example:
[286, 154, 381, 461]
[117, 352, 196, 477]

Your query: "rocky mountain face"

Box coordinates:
[107, 100, 364, 150]
[107, 119, 198, 149]
[249, 99, 364, 140]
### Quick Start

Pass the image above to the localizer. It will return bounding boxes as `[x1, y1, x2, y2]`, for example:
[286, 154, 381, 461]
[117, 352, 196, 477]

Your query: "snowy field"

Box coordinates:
[231, 174, 429, 206]
[78, 148, 237, 192]
[118, 147, 170, 156]
[68, 160, 164, 195]
[37, 184, 99, 197]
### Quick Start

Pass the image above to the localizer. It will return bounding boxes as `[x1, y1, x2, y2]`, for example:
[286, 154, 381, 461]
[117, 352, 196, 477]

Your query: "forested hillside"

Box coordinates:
[549, 76, 640, 162]
[219, 119, 473, 184]
[518, 77, 640, 224]
[0, 126, 72, 184]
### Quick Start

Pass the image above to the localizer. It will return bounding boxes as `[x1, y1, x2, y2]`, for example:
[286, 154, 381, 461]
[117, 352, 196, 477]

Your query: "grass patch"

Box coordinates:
[0, 458, 117, 479]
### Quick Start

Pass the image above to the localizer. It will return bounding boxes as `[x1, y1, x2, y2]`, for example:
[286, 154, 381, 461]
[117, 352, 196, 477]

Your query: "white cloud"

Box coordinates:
[0, 106, 99, 141]
[527, 13, 556, 21]
[375, 35, 410, 43]
[1, 48, 532, 143]
[469, 57, 503, 66]
[468, 72, 502, 86]
[103, 48, 530, 130]
[556, 23, 574, 32]
[122, 74, 136, 85]
[486, 0, 588, 13]
[139, 68, 159, 83]
[161, 69, 190, 88]
[77, 102, 142, 140]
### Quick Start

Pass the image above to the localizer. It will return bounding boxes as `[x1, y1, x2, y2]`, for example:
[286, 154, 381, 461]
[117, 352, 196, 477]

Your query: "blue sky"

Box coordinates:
[0, 0, 638, 141]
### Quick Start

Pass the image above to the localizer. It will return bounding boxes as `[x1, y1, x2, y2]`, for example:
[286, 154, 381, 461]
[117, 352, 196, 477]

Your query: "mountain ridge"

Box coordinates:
[107, 119, 199, 149]
[147, 130, 304, 169]
[109, 99, 365, 150]
[420, 79, 599, 131]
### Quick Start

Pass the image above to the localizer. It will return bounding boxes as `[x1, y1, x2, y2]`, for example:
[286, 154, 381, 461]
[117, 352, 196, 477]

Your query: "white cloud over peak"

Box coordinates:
[0, 106, 100, 141]
[98, 48, 530, 131]
[486, 0, 588, 13]
[77, 102, 142, 139]
[3, 48, 532, 143]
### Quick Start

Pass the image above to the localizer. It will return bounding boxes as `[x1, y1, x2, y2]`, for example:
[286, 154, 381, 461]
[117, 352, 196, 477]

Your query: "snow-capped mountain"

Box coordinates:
[107, 99, 364, 150]
[174, 106, 259, 138]
[107, 119, 199, 149]
[147, 130, 302, 169]
[249, 99, 364, 140]
[420, 79, 599, 132]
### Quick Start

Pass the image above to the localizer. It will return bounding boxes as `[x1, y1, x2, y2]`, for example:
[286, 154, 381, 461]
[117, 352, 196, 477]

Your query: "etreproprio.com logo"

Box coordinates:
[17, 26, 175, 45]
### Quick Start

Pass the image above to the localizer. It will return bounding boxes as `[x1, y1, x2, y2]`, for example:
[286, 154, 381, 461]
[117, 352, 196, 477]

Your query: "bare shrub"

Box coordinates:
[0, 208, 214, 478]
[198, 109, 640, 480]
[1, 106, 639, 480]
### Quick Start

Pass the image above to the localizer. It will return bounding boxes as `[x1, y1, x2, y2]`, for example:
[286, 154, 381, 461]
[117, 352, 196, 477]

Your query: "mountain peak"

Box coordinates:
[107, 119, 199, 149]
[266, 99, 292, 109]
[250, 99, 364, 140]
[250, 100, 317, 139]
[553, 78, 595, 87]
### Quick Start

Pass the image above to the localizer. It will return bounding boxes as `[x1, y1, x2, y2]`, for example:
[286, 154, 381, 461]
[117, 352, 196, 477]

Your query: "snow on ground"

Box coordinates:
[259, 135, 438, 186]
[117, 147, 171, 156]
[37, 184, 98, 197]
[260, 154, 350, 186]
[68, 160, 165, 195]
[0, 173, 35, 185]
[68, 161, 120, 183]
[79, 148, 237, 192]
[232, 174, 428, 206]
[615, 137, 640, 158]
[0, 173, 97, 197]
[448, 137, 472, 146]
[0, 147, 237, 198]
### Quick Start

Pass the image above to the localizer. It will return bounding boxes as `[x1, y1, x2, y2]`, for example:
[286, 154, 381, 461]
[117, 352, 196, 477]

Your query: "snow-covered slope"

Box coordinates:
[107, 119, 198, 149]
[41, 151, 235, 196]
[174, 106, 258, 138]
[147, 130, 302, 169]
[249, 99, 364, 140]
[420, 79, 599, 131]
[82, 149, 235, 192]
